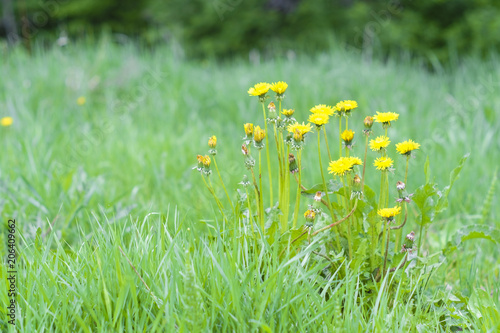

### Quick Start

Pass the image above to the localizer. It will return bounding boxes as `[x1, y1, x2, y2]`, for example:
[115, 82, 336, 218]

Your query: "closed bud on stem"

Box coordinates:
[289, 153, 298, 174]
[364, 116, 374, 128]
[208, 135, 217, 155]
[304, 209, 316, 227]
[396, 181, 405, 191]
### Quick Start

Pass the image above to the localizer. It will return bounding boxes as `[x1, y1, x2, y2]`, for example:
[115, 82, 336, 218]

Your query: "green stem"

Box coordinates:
[395, 155, 411, 251]
[245, 188, 255, 235]
[258, 149, 265, 230]
[292, 150, 302, 228]
[342, 175, 353, 260]
[322, 127, 332, 161]
[261, 102, 273, 207]
[201, 175, 226, 220]
[318, 131, 341, 250]
[339, 117, 342, 158]
[361, 135, 369, 192]
[213, 157, 234, 213]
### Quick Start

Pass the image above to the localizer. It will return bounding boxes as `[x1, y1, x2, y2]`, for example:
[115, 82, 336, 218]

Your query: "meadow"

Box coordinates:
[0, 39, 499, 331]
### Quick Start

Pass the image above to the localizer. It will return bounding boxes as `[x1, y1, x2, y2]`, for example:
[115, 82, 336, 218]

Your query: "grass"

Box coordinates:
[0, 37, 499, 331]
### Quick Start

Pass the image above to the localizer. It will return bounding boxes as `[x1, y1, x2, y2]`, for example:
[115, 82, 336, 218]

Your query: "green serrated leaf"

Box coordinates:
[413, 183, 437, 226]
[443, 224, 500, 256]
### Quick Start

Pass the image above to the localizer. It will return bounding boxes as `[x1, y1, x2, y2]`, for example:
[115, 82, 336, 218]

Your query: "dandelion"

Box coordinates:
[373, 111, 399, 127]
[369, 136, 390, 152]
[374, 157, 394, 171]
[336, 100, 358, 115]
[310, 104, 335, 116]
[1, 117, 13, 127]
[201, 155, 212, 175]
[287, 122, 313, 146]
[208, 135, 217, 155]
[253, 126, 266, 149]
[304, 209, 316, 227]
[396, 139, 421, 156]
[396, 181, 405, 191]
[328, 156, 362, 176]
[270, 81, 288, 96]
[377, 206, 402, 220]
[341, 129, 355, 144]
[244, 123, 254, 141]
[196, 155, 204, 172]
[282, 109, 295, 117]
[248, 82, 271, 97]
[77, 96, 86, 106]
[308, 113, 329, 127]
[364, 116, 373, 128]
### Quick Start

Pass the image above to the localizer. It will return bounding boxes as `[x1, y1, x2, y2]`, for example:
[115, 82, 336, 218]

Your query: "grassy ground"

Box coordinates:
[0, 39, 499, 331]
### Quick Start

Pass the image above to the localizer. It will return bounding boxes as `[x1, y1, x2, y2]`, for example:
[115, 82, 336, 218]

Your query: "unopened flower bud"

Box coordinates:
[208, 135, 217, 148]
[353, 175, 361, 185]
[268, 102, 276, 112]
[396, 181, 405, 191]
[202, 155, 211, 175]
[239, 175, 251, 187]
[241, 144, 249, 156]
[253, 126, 266, 149]
[244, 123, 254, 137]
[364, 116, 373, 128]
[196, 154, 204, 172]
[282, 109, 295, 117]
[314, 191, 322, 202]
[289, 153, 298, 174]
[406, 231, 415, 242]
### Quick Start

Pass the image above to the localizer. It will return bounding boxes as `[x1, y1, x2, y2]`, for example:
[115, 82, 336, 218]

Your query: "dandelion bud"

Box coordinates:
[208, 136, 217, 148]
[406, 231, 415, 242]
[241, 144, 249, 156]
[314, 191, 322, 202]
[202, 155, 212, 176]
[402, 231, 416, 253]
[244, 123, 254, 137]
[353, 175, 361, 185]
[196, 154, 204, 172]
[282, 109, 295, 117]
[289, 153, 298, 174]
[208, 135, 217, 155]
[268, 102, 276, 112]
[304, 209, 316, 227]
[364, 116, 374, 128]
[253, 126, 266, 149]
[396, 181, 405, 191]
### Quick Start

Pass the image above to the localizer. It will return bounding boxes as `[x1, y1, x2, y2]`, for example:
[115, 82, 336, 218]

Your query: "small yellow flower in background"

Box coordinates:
[253, 126, 266, 143]
[282, 109, 295, 117]
[244, 123, 254, 136]
[336, 100, 358, 114]
[308, 113, 329, 127]
[377, 206, 402, 219]
[77, 96, 86, 106]
[373, 111, 399, 126]
[370, 136, 391, 152]
[374, 157, 394, 171]
[341, 129, 355, 143]
[208, 135, 217, 148]
[396, 139, 421, 156]
[248, 82, 271, 97]
[328, 156, 362, 176]
[310, 104, 335, 116]
[270, 81, 288, 95]
[1, 117, 13, 127]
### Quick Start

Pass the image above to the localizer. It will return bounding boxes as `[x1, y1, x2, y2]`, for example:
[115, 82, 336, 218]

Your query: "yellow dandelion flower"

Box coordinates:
[373, 111, 399, 125]
[377, 206, 402, 219]
[308, 113, 329, 126]
[287, 122, 313, 136]
[254, 126, 266, 143]
[369, 136, 390, 151]
[336, 100, 358, 113]
[270, 81, 288, 95]
[282, 109, 295, 117]
[208, 135, 217, 148]
[248, 82, 271, 97]
[202, 155, 211, 168]
[341, 129, 355, 142]
[244, 123, 254, 136]
[328, 156, 362, 176]
[77, 96, 86, 106]
[310, 104, 335, 116]
[1, 117, 13, 127]
[304, 209, 316, 224]
[374, 157, 394, 171]
[396, 139, 421, 155]
[197, 154, 204, 164]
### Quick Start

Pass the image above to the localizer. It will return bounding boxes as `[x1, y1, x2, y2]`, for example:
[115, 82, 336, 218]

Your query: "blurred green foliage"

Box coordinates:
[2, 0, 500, 61]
